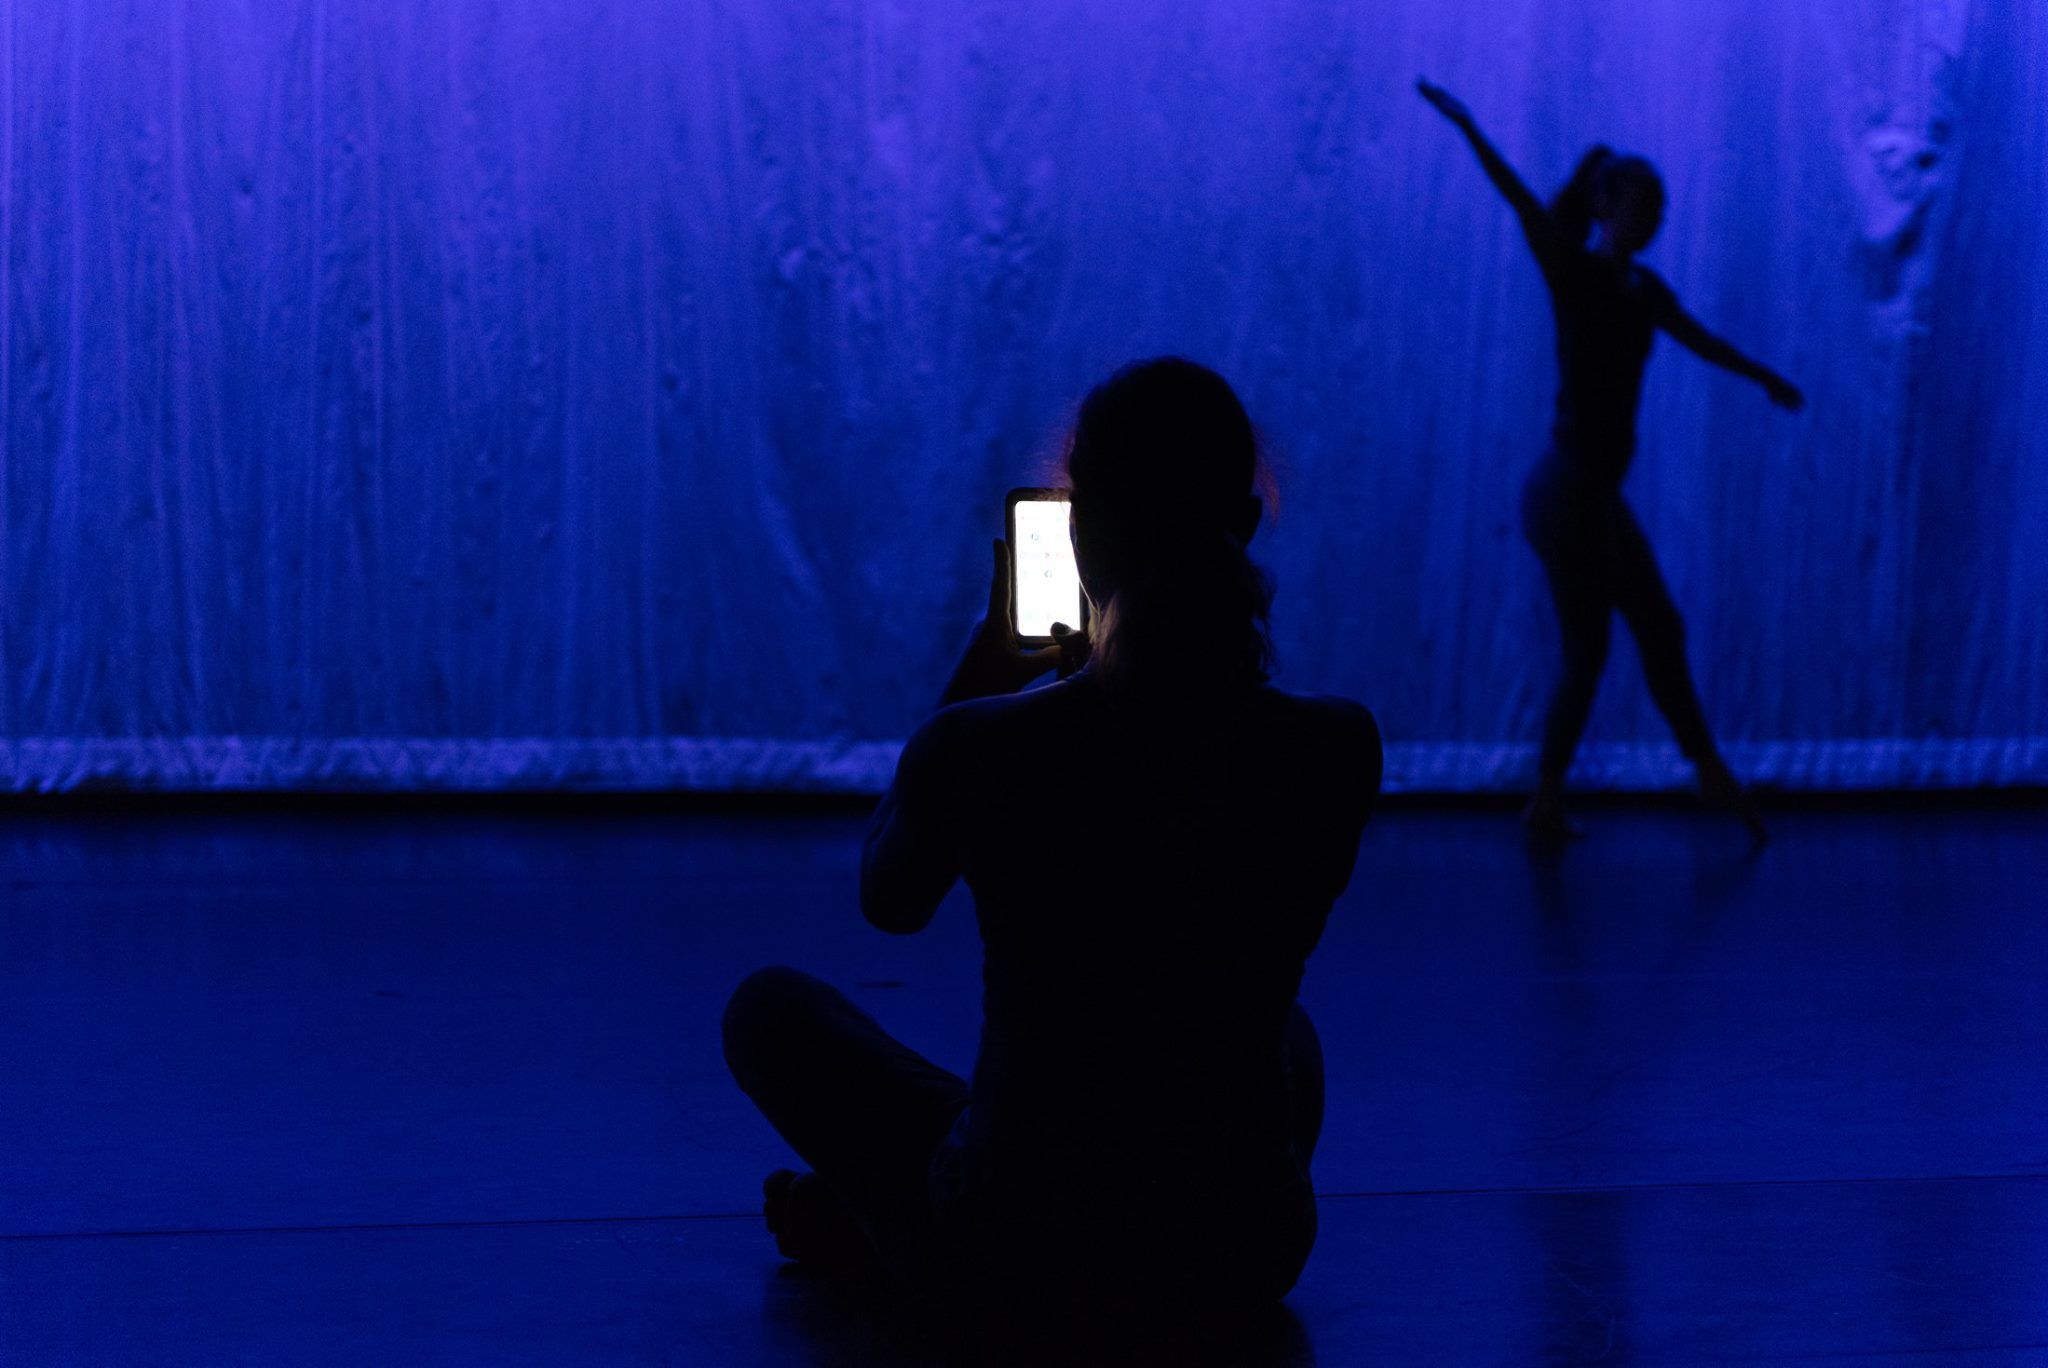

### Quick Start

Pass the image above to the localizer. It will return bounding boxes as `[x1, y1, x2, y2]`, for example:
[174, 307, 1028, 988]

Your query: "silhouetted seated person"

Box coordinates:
[723, 359, 1382, 1334]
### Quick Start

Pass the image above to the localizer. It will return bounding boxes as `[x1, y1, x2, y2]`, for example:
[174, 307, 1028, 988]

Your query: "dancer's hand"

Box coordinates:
[1416, 78, 1472, 128]
[937, 540, 1075, 707]
[1764, 375, 1806, 413]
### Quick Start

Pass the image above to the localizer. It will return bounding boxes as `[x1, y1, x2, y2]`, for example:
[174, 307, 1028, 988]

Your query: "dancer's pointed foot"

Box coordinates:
[1697, 762, 1769, 844]
[761, 1169, 871, 1266]
[1522, 794, 1586, 843]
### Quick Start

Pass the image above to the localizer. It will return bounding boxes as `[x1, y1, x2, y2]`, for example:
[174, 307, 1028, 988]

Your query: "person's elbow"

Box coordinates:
[860, 883, 940, 936]
[858, 849, 944, 935]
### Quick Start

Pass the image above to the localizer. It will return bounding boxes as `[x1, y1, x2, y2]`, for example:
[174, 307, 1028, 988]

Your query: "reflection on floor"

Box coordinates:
[3, 803, 2045, 1364]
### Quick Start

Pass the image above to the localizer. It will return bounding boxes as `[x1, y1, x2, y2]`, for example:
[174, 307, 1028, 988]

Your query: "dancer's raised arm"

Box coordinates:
[1417, 78, 1561, 264]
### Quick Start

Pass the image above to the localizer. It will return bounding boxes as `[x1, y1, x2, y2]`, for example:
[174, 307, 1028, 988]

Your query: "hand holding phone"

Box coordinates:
[1005, 488, 1086, 645]
[935, 492, 1087, 708]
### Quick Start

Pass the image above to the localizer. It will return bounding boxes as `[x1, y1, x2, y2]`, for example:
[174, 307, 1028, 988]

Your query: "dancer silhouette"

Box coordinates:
[1419, 78, 1800, 841]
[723, 359, 1381, 1329]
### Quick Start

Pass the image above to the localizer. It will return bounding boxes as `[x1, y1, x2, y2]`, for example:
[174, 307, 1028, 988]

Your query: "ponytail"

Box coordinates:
[1063, 357, 1275, 706]
[1088, 523, 1273, 700]
[1549, 145, 1613, 250]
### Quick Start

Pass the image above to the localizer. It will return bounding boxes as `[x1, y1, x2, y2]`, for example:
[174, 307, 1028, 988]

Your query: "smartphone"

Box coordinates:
[1005, 487, 1086, 646]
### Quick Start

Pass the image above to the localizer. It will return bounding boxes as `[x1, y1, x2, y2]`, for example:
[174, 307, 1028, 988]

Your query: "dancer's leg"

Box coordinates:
[1523, 466, 1618, 808]
[1533, 553, 1615, 799]
[1609, 505, 1719, 767]
[1609, 508, 1766, 839]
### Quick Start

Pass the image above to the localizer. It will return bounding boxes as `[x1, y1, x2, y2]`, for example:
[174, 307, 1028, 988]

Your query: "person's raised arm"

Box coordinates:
[1653, 289, 1806, 412]
[862, 538, 1083, 934]
[1417, 78, 1560, 265]
[861, 709, 963, 935]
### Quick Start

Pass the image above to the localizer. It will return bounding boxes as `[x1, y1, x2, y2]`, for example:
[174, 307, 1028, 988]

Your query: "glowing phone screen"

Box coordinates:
[1011, 498, 1083, 640]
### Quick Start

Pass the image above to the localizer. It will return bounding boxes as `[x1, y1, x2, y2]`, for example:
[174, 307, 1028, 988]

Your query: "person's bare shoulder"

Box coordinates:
[1255, 687, 1384, 801]
[905, 680, 1083, 777]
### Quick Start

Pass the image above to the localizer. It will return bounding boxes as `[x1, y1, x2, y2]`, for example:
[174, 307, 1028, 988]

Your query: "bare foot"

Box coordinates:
[761, 1169, 872, 1266]
[1697, 763, 1769, 844]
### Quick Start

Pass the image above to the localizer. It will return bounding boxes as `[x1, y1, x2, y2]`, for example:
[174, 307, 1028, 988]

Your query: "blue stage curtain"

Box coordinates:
[2, 2, 2042, 791]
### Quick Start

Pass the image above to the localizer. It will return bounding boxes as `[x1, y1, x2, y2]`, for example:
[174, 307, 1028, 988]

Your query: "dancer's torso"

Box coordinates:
[1542, 247, 1675, 487]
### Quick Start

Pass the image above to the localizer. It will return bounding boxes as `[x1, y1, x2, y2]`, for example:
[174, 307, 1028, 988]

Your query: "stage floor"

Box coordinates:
[3, 802, 2045, 1365]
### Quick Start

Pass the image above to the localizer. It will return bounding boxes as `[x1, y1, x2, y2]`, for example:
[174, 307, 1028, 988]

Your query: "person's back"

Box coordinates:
[929, 675, 1379, 1297]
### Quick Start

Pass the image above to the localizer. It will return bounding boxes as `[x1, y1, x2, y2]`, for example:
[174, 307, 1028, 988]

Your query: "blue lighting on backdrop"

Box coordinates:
[0, 2, 2042, 791]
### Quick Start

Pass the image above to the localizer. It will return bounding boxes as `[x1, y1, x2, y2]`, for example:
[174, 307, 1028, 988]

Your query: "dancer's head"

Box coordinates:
[1063, 358, 1271, 695]
[1554, 148, 1666, 257]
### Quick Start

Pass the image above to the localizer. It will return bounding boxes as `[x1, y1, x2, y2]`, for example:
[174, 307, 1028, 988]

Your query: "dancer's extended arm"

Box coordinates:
[1659, 303, 1806, 411]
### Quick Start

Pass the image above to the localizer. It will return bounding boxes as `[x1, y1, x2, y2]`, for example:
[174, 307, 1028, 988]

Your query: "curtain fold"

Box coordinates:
[2, 1, 2041, 792]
